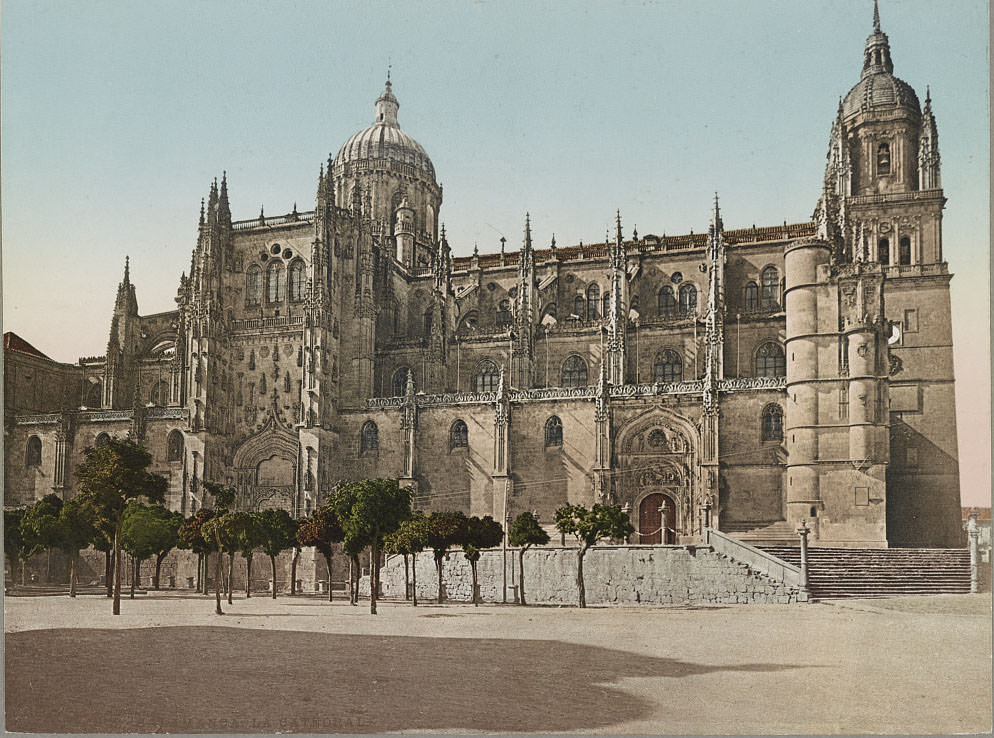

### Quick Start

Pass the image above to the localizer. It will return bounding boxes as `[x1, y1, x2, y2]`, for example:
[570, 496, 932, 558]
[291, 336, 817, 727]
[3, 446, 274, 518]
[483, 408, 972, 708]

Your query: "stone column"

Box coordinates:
[966, 510, 979, 594]
[797, 519, 811, 602]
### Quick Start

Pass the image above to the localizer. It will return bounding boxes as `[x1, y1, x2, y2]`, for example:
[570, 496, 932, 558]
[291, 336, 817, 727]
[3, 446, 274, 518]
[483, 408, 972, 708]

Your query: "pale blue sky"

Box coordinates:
[2, 0, 989, 503]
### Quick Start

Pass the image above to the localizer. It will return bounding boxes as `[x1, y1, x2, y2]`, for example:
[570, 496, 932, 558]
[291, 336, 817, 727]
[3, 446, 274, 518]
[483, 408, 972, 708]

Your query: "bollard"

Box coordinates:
[796, 519, 811, 601]
[967, 510, 980, 594]
[186, 576, 195, 589]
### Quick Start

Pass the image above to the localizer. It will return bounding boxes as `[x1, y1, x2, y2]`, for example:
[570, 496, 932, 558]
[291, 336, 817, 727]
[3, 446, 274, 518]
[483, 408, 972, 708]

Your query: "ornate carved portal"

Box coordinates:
[231, 415, 300, 512]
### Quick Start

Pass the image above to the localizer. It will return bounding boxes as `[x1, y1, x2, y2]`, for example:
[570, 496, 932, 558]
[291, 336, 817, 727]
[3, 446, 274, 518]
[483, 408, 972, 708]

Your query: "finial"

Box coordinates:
[872, 0, 880, 32]
[615, 209, 623, 243]
[473, 242, 479, 257]
[633, 226, 638, 241]
[925, 84, 931, 103]
[199, 198, 205, 227]
[551, 233, 557, 250]
[259, 205, 265, 224]
[500, 236, 506, 254]
[524, 213, 532, 249]
[123, 255, 130, 284]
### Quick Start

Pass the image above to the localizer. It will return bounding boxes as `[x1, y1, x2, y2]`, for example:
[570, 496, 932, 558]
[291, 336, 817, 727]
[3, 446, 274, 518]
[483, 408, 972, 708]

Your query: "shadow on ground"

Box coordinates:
[6, 626, 802, 733]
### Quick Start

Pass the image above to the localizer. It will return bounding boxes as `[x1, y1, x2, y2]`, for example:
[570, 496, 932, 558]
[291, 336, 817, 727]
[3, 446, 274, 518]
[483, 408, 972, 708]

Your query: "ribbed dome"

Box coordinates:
[842, 71, 920, 118]
[333, 79, 436, 180]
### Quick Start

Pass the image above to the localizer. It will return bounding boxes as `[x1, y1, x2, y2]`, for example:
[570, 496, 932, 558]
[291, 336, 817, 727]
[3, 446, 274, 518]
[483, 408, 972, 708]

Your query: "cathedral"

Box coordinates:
[4, 4, 963, 548]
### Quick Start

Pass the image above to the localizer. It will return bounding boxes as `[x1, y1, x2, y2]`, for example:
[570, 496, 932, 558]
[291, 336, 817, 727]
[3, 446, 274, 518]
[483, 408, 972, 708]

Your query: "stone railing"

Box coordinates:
[78, 410, 134, 423]
[718, 376, 786, 392]
[883, 263, 948, 279]
[231, 315, 304, 331]
[146, 407, 188, 420]
[232, 211, 314, 230]
[14, 413, 61, 426]
[706, 528, 804, 595]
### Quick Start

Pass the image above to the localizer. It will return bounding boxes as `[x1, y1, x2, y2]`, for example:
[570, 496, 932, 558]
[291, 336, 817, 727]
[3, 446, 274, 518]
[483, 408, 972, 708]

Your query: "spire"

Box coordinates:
[198, 198, 205, 229]
[550, 233, 556, 251]
[711, 192, 723, 234]
[123, 255, 130, 286]
[523, 212, 533, 253]
[615, 209, 623, 245]
[872, 0, 880, 33]
[218, 171, 230, 225]
[374, 72, 400, 127]
[862, 0, 893, 77]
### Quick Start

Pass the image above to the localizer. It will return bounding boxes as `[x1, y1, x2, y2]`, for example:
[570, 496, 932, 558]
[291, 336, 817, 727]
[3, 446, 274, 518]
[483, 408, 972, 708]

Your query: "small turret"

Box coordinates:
[918, 87, 941, 190]
[394, 195, 415, 266]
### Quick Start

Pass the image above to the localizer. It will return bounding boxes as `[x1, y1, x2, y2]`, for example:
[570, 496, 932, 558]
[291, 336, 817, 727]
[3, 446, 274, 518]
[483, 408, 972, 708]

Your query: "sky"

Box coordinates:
[2, 0, 989, 504]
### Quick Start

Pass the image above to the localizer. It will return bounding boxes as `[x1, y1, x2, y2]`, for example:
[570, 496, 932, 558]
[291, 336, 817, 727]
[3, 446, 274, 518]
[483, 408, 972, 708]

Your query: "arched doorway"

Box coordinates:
[638, 493, 676, 545]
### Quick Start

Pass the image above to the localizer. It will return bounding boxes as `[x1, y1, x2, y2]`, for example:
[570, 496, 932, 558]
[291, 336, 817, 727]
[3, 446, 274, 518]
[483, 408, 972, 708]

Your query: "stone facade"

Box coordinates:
[4, 7, 962, 549]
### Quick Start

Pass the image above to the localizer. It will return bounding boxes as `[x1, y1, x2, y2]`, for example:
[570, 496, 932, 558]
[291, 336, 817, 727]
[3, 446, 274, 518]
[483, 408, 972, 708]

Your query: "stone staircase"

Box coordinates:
[756, 545, 972, 599]
[721, 520, 798, 545]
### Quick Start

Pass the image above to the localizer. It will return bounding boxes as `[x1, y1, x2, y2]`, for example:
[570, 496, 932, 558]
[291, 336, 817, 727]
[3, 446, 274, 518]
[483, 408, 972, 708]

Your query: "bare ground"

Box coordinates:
[4, 591, 991, 734]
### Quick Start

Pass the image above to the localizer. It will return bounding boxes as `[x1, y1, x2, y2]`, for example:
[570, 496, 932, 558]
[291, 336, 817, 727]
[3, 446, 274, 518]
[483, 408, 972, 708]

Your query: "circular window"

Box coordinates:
[271, 244, 281, 255]
[671, 272, 683, 284]
[565, 274, 575, 283]
[487, 282, 497, 291]
[260, 252, 269, 261]
[282, 248, 293, 259]
[508, 286, 517, 298]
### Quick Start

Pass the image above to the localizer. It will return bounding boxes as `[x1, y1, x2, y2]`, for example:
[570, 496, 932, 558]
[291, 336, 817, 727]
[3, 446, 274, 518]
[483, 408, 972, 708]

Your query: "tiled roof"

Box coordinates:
[3, 332, 51, 360]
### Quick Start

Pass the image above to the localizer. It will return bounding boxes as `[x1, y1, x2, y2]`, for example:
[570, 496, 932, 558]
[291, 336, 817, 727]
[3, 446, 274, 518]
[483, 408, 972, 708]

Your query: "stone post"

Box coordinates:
[701, 498, 713, 543]
[797, 519, 811, 601]
[966, 509, 979, 594]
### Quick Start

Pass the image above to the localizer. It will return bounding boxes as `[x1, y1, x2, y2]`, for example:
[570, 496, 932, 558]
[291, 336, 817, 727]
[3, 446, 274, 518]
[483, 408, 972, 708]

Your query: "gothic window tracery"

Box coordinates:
[602, 292, 611, 319]
[755, 342, 786, 377]
[245, 265, 262, 307]
[166, 430, 183, 461]
[586, 284, 600, 321]
[762, 404, 784, 441]
[289, 260, 306, 302]
[496, 299, 511, 328]
[266, 262, 285, 303]
[449, 420, 469, 451]
[149, 381, 169, 406]
[744, 281, 759, 311]
[877, 238, 890, 265]
[760, 267, 780, 309]
[392, 368, 414, 397]
[561, 354, 588, 387]
[658, 286, 676, 318]
[573, 294, 586, 320]
[25, 436, 41, 467]
[678, 283, 697, 316]
[653, 350, 683, 383]
[545, 416, 563, 447]
[360, 421, 379, 455]
[474, 360, 499, 392]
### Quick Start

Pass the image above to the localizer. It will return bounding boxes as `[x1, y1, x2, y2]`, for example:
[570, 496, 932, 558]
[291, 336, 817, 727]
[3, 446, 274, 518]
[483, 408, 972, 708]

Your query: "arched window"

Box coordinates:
[266, 262, 285, 303]
[761, 267, 780, 309]
[755, 342, 786, 377]
[653, 350, 683, 383]
[474, 360, 500, 393]
[245, 265, 262, 307]
[95, 432, 111, 449]
[289, 260, 306, 302]
[25, 436, 41, 467]
[545, 416, 563, 447]
[166, 429, 183, 462]
[561, 354, 588, 387]
[899, 237, 911, 265]
[602, 292, 611, 320]
[149, 381, 169, 406]
[744, 281, 759, 311]
[877, 142, 891, 175]
[360, 421, 379, 455]
[678, 283, 697, 316]
[496, 299, 511, 328]
[877, 238, 890, 265]
[424, 307, 433, 336]
[572, 295, 586, 320]
[762, 404, 784, 441]
[392, 368, 414, 397]
[586, 284, 600, 321]
[658, 286, 676, 318]
[449, 420, 469, 451]
[85, 383, 102, 408]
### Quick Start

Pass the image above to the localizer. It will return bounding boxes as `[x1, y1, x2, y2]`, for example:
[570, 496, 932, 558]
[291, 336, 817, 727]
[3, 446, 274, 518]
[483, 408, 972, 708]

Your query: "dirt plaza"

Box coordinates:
[5, 591, 991, 734]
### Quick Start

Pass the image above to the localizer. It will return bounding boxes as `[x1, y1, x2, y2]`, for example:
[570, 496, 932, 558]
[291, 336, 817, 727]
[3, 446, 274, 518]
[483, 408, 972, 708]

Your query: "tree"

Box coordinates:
[460, 516, 503, 606]
[120, 502, 183, 597]
[74, 438, 167, 614]
[20, 494, 65, 583]
[231, 511, 264, 598]
[120, 501, 158, 598]
[425, 511, 469, 605]
[554, 503, 634, 608]
[202, 512, 242, 608]
[342, 532, 369, 606]
[4, 508, 36, 590]
[297, 506, 345, 602]
[148, 508, 183, 590]
[384, 512, 430, 606]
[254, 509, 299, 600]
[330, 479, 411, 615]
[508, 511, 550, 606]
[58, 497, 98, 598]
[203, 482, 236, 614]
[177, 509, 216, 595]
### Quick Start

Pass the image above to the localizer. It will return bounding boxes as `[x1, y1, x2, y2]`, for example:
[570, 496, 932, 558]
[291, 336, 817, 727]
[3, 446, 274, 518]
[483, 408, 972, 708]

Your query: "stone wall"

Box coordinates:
[368, 545, 800, 606]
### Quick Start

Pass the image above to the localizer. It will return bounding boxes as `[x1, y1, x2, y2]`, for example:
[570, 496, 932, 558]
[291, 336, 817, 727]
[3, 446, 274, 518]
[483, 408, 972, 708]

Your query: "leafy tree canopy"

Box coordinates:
[202, 511, 243, 554]
[425, 511, 469, 558]
[4, 508, 33, 562]
[58, 497, 99, 554]
[254, 509, 299, 558]
[462, 515, 503, 561]
[75, 439, 167, 525]
[297, 505, 345, 556]
[554, 504, 634, 550]
[177, 509, 218, 554]
[202, 481, 236, 511]
[330, 479, 411, 543]
[509, 511, 551, 549]
[229, 511, 265, 557]
[384, 512, 431, 556]
[20, 494, 65, 552]
[121, 501, 181, 561]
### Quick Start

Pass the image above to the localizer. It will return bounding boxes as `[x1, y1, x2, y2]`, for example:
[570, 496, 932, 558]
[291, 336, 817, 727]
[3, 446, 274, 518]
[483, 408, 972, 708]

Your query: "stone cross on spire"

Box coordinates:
[873, 0, 880, 33]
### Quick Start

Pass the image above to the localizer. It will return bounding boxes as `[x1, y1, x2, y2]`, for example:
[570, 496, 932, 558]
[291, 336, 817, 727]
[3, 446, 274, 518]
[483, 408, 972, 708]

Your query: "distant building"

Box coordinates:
[4, 4, 962, 547]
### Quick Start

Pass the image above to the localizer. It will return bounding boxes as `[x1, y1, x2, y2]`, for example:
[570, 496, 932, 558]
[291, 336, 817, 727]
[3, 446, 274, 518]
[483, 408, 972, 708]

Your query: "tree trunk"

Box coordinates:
[245, 554, 253, 598]
[20, 558, 26, 587]
[130, 555, 137, 599]
[350, 555, 359, 605]
[270, 555, 278, 599]
[471, 558, 479, 606]
[322, 552, 333, 602]
[519, 547, 527, 606]
[104, 549, 112, 597]
[435, 553, 445, 604]
[69, 550, 78, 598]
[214, 550, 223, 615]
[290, 548, 300, 596]
[227, 551, 234, 605]
[411, 552, 418, 607]
[369, 541, 378, 615]
[577, 545, 588, 608]
[403, 553, 410, 601]
[154, 553, 164, 590]
[112, 527, 122, 615]
[196, 553, 202, 593]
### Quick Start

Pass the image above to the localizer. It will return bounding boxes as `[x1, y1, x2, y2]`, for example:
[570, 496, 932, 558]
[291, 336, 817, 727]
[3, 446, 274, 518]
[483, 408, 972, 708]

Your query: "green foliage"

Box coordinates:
[461, 515, 503, 563]
[20, 494, 65, 553]
[121, 502, 181, 562]
[554, 503, 634, 550]
[230, 511, 265, 558]
[384, 512, 431, 556]
[177, 509, 217, 554]
[254, 509, 299, 558]
[330, 478, 412, 544]
[297, 505, 345, 557]
[202, 511, 243, 554]
[202, 481, 236, 511]
[425, 510, 469, 561]
[75, 439, 167, 531]
[508, 511, 550, 550]
[58, 497, 99, 554]
[4, 508, 32, 568]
